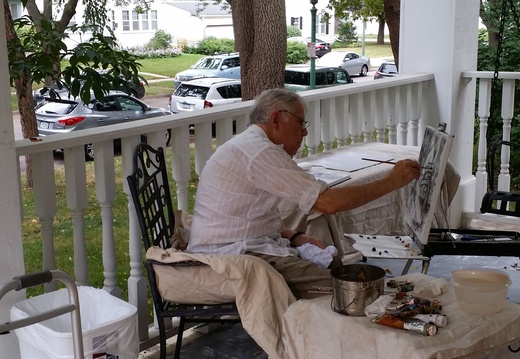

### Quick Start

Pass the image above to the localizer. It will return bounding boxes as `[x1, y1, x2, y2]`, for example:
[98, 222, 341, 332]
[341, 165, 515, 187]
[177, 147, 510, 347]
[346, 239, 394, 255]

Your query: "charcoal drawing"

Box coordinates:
[405, 126, 454, 244]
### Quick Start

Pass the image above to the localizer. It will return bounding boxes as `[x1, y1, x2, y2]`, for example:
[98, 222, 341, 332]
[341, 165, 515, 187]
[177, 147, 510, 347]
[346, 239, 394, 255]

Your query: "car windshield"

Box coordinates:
[191, 57, 223, 70]
[174, 84, 210, 99]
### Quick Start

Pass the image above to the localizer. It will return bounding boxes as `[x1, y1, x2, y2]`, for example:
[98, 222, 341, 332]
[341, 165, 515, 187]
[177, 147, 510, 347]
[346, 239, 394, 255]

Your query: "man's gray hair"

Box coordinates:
[249, 88, 305, 125]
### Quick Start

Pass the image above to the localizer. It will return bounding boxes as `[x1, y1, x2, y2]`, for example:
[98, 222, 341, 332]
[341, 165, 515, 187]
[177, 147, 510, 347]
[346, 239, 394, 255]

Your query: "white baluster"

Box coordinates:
[321, 98, 333, 151]
[93, 140, 121, 297]
[498, 79, 514, 193]
[475, 78, 491, 211]
[349, 93, 361, 143]
[362, 91, 374, 142]
[63, 146, 88, 286]
[32, 151, 58, 292]
[386, 88, 397, 144]
[121, 136, 149, 340]
[305, 100, 320, 155]
[171, 126, 191, 212]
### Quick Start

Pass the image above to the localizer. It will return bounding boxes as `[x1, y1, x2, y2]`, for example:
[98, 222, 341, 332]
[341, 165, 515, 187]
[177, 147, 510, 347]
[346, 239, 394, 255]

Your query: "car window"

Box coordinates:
[37, 101, 77, 115]
[221, 57, 239, 69]
[326, 72, 335, 84]
[316, 72, 326, 86]
[192, 57, 222, 70]
[285, 71, 309, 85]
[383, 63, 398, 74]
[335, 71, 350, 84]
[174, 85, 210, 99]
[217, 84, 242, 99]
[117, 96, 144, 111]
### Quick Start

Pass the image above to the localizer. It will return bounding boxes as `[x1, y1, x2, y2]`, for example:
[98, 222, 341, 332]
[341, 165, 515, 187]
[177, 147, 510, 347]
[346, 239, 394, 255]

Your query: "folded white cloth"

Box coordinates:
[297, 244, 338, 268]
[412, 277, 447, 297]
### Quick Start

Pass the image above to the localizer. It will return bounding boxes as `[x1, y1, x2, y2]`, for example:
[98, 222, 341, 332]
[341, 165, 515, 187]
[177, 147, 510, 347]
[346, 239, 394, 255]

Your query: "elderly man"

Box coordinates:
[187, 88, 420, 299]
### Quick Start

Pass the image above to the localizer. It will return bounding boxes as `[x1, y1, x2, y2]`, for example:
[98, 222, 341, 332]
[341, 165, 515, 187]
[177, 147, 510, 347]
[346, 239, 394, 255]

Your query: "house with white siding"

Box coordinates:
[8, 0, 386, 49]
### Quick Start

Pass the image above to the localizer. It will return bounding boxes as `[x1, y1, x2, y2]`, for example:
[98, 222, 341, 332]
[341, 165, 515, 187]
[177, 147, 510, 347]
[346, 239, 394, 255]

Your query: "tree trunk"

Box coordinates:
[479, 0, 499, 48]
[4, 0, 38, 187]
[384, 0, 400, 67]
[377, 15, 386, 45]
[228, 0, 287, 101]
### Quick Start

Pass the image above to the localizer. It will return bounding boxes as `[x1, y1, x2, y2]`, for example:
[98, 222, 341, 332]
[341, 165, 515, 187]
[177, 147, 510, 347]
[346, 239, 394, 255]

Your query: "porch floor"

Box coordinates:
[139, 219, 520, 359]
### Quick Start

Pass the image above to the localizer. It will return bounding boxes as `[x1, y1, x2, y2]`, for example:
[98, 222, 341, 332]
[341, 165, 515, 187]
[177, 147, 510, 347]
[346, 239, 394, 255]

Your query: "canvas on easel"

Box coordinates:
[405, 126, 454, 244]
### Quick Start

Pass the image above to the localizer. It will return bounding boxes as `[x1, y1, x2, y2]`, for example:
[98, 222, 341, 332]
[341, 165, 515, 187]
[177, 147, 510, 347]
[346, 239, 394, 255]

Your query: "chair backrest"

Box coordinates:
[127, 143, 175, 251]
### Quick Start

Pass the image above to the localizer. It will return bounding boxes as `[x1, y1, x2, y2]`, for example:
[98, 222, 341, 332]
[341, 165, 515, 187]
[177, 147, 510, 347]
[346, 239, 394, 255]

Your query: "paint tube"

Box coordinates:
[373, 313, 438, 336]
[411, 314, 448, 328]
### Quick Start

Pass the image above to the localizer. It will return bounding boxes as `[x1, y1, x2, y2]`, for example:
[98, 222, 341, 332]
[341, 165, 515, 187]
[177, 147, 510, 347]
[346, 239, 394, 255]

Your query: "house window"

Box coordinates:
[122, 10, 130, 31]
[141, 12, 149, 30]
[290, 16, 302, 30]
[110, 10, 117, 31]
[9, 3, 21, 19]
[317, 14, 329, 35]
[132, 11, 139, 31]
[151, 10, 158, 30]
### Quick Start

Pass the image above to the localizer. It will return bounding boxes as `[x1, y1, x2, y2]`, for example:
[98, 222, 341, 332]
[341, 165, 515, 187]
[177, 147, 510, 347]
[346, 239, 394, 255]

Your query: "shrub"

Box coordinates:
[147, 30, 173, 50]
[287, 41, 308, 64]
[287, 26, 301, 38]
[126, 46, 182, 59]
[184, 36, 235, 55]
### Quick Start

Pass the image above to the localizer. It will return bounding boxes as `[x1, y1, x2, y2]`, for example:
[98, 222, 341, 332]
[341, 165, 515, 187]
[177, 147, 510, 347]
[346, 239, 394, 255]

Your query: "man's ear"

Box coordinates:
[270, 111, 281, 128]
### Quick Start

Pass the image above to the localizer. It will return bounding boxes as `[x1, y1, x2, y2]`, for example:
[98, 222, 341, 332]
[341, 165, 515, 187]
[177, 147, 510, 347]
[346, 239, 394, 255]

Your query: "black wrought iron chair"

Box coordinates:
[126, 143, 240, 359]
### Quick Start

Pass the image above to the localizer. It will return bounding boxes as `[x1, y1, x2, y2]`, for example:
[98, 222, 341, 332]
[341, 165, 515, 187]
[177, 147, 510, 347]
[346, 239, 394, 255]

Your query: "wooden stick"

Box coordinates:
[361, 157, 432, 169]
[361, 158, 396, 165]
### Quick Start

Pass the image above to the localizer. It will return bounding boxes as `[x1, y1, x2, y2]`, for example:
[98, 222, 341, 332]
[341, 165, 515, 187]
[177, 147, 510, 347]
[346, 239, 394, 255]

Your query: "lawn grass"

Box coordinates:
[334, 42, 394, 59]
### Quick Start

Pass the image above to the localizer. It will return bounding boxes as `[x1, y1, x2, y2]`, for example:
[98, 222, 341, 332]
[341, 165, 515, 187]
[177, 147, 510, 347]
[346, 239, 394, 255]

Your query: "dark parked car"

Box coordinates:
[284, 65, 353, 92]
[374, 62, 398, 80]
[36, 91, 169, 160]
[287, 36, 332, 58]
[33, 73, 146, 106]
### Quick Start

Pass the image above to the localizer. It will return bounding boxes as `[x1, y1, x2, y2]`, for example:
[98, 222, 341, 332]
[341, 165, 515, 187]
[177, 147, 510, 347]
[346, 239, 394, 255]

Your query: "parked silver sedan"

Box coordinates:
[316, 51, 371, 77]
[36, 91, 170, 160]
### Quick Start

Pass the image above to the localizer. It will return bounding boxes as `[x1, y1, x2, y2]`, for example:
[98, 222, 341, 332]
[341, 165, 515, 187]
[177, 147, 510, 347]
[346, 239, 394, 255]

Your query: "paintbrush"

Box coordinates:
[361, 158, 432, 169]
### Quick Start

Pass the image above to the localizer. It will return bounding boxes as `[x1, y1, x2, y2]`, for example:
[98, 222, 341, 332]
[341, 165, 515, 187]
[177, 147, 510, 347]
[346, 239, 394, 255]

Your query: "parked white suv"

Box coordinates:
[173, 53, 240, 89]
[168, 78, 242, 114]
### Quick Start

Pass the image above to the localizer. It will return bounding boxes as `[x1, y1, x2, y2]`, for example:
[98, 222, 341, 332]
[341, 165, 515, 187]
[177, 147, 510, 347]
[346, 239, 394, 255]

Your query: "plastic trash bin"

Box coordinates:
[11, 286, 139, 359]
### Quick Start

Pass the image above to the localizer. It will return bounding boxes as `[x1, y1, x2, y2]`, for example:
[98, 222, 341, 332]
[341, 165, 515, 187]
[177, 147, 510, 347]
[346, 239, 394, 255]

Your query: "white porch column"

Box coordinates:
[400, 0, 480, 228]
[0, 4, 26, 359]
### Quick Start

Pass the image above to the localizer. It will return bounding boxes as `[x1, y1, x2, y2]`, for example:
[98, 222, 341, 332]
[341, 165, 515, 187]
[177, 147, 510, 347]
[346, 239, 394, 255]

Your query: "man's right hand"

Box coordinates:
[387, 159, 420, 190]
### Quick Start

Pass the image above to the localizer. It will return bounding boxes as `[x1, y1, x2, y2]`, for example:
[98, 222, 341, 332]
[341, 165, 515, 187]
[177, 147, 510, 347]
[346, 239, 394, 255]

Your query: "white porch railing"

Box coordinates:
[461, 71, 520, 226]
[15, 71, 517, 351]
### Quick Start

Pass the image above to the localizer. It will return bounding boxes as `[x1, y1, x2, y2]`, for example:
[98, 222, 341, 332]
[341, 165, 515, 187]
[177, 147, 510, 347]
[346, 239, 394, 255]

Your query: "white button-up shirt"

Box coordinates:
[187, 125, 328, 256]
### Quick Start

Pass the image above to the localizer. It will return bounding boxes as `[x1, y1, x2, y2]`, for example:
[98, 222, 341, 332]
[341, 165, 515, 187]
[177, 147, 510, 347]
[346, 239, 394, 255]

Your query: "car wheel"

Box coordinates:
[360, 65, 369, 77]
[165, 129, 171, 146]
[85, 143, 95, 161]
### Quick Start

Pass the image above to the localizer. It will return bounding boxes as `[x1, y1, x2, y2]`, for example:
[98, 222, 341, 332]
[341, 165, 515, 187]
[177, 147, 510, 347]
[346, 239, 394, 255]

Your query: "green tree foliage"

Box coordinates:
[477, 0, 520, 188]
[287, 25, 301, 38]
[9, 17, 145, 107]
[326, 0, 384, 22]
[147, 29, 173, 50]
[333, 20, 358, 48]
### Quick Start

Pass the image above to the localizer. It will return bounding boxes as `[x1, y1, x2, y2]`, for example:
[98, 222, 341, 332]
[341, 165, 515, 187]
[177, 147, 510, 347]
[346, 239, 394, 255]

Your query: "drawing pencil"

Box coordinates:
[361, 158, 432, 169]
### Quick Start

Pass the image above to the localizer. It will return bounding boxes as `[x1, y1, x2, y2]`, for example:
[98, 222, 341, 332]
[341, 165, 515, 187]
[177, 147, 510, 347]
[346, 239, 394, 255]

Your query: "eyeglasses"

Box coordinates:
[278, 110, 309, 129]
